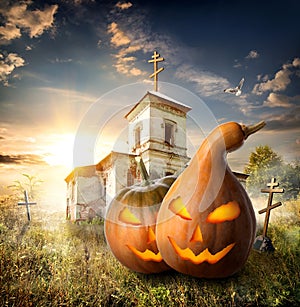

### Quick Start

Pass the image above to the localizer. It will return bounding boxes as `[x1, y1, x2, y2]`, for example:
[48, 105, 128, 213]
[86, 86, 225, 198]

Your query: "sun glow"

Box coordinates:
[44, 134, 75, 170]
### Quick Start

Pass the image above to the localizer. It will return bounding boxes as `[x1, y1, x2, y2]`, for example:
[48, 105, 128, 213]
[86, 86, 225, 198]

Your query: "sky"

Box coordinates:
[0, 0, 299, 211]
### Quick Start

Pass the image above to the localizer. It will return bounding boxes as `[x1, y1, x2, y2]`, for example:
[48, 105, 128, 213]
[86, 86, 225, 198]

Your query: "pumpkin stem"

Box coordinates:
[135, 156, 150, 184]
[242, 121, 266, 139]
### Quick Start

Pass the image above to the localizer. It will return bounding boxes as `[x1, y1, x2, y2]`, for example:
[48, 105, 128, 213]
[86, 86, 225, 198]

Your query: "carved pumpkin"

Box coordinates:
[156, 121, 265, 278]
[104, 157, 176, 273]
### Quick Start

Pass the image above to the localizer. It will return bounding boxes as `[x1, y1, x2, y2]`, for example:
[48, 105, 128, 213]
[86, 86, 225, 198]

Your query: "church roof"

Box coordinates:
[64, 165, 96, 183]
[125, 91, 191, 121]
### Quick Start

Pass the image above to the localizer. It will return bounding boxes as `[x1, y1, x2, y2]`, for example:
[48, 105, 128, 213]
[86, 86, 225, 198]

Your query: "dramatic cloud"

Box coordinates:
[107, 21, 145, 76]
[106, 5, 179, 78]
[0, 23, 21, 42]
[116, 2, 132, 10]
[253, 57, 300, 95]
[175, 64, 229, 97]
[260, 105, 300, 131]
[0, 2, 58, 44]
[111, 44, 145, 76]
[0, 154, 47, 165]
[246, 50, 259, 59]
[292, 57, 300, 68]
[107, 22, 131, 47]
[0, 52, 25, 86]
[262, 93, 295, 108]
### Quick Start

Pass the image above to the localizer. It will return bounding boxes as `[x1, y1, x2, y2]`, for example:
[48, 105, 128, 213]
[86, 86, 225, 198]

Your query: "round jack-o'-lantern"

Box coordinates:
[156, 121, 265, 278]
[105, 157, 176, 274]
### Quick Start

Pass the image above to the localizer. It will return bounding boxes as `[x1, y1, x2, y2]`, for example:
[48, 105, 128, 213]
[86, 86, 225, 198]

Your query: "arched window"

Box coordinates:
[164, 119, 176, 146]
[134, 122, 143, 149]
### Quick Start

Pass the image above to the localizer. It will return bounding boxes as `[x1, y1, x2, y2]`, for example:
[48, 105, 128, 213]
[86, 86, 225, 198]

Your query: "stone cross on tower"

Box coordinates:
[148, 51, 164, 92]
[18, 190, 36, 221]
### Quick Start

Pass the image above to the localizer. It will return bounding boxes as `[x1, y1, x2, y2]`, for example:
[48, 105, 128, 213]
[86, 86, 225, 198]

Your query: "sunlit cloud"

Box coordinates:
[175, 64, 230, 97]
[0, 52, 25, 86]
[0, 2, 58, 44]
[116, 1, 133, 10]
[0, 127, 76, 170]
[0, 23, 21, 42]
[106, 5, 180, 78]
[246, 50, 259, 59]
[258, 105, 300, 131]
[0, 153, 47, 165]
[292, 57, 300, 67]
[253, 57, 300, 95]
[253, 68, 292, 94]
[107, 22, 131, 47]
[262, 93, 295, 108]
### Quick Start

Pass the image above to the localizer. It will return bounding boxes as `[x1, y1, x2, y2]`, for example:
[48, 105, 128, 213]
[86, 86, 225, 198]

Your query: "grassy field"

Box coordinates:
[0, 196, 299, 307]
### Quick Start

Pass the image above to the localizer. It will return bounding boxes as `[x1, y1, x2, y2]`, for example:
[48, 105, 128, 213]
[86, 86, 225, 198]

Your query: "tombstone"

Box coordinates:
[253, 178, 284, 252]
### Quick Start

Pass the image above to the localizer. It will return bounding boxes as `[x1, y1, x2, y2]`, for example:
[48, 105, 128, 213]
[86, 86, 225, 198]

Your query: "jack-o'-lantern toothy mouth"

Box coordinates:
[126, 227, 163, 262]
[126, 245, 163, 262]
[168, 237, 235, 264]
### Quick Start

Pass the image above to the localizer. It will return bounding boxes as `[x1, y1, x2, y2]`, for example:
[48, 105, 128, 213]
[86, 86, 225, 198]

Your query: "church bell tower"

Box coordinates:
[125, 51, 191, 179]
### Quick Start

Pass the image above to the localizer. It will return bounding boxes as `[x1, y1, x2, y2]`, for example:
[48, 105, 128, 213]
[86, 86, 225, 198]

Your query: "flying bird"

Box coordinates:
[224, 78, 244, 96]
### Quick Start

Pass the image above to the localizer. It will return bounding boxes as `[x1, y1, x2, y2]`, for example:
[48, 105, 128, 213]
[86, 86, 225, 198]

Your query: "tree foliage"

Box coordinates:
[244, 145, 300, 199]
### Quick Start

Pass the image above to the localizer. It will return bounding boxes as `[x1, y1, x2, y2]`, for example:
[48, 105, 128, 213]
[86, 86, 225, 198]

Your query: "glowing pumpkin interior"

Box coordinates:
[118, 207, 163, 262]
[167, 197, 241, 264]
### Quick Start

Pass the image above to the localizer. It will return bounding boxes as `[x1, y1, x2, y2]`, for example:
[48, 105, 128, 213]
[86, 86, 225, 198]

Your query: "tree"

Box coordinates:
[244, 146, 299, 199]
[244, 145, 282, 174]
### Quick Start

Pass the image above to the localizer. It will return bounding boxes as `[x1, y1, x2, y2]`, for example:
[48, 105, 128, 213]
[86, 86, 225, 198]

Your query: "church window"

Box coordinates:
[135, 126, 141, 148]
[164, 120, 176, 146]
[71, 180, 75, 201]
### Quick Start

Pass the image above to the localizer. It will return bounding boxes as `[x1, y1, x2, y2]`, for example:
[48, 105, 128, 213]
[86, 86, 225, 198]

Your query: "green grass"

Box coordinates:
[0, 197, 299, 306]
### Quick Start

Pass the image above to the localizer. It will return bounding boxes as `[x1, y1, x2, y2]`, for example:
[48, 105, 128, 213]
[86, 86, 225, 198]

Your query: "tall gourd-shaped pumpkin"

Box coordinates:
[105, 157, 176, 274]
[156, 121, 265, 278]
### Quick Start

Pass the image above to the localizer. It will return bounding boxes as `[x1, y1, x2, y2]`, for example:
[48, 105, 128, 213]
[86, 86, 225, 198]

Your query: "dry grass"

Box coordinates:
[0, 195, 299, 306]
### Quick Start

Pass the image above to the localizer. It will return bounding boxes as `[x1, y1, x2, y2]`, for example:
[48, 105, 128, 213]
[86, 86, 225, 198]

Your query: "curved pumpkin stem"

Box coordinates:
[135, 156, 150, 184]
[242, 121, 266, 139]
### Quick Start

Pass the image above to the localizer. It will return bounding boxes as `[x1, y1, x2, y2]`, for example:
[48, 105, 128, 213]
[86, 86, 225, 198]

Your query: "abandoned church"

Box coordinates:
[65, 52, 248, 222]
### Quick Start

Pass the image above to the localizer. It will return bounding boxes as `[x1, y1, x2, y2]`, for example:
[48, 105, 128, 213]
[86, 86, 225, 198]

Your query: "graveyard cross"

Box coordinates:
[148, 51, 164, 92]
[259, 177, 284, 237]
[18, 190, 36, 221]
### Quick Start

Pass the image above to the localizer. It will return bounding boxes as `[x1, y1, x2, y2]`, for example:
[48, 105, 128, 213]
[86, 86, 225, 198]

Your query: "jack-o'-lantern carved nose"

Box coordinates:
[190, 225, 203, 243]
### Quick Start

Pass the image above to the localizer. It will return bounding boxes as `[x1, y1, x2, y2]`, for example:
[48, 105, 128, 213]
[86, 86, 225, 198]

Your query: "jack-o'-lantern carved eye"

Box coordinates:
[119, 207, 142, 225]
[168, 196, 192, 220]
[206, 201, 240, 224]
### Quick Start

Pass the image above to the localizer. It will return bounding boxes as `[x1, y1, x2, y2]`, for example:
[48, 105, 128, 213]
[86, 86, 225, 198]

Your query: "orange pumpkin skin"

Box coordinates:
[156, 121, 265, 278]
[105, 175, 176, 274]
